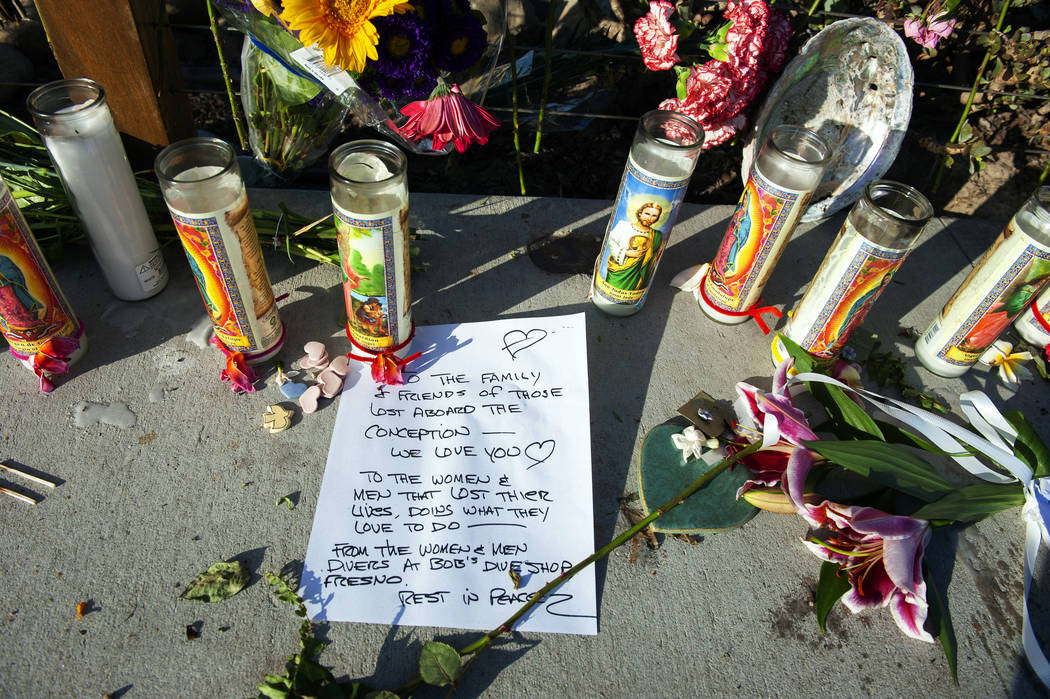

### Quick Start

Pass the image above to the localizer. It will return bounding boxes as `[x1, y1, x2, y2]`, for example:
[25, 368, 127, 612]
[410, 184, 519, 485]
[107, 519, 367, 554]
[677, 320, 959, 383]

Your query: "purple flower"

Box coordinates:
[432, 11, 486, 73]
[373, 66, 438, 101]
[372, 12, 433, 80]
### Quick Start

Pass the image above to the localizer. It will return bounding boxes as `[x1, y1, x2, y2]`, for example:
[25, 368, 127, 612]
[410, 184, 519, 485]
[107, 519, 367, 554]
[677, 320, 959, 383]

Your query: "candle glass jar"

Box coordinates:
[700, 125, 830, 324]
[0, 174, 86, 370]
[916, 186, 1050, 377]
[591, 110, 703, 316]
[27, 78, 168, 301]
[1014, 284, 1050, 348]
[329, 140, 411, 352]
[155, 137, 284, 364]
[776, 180, 933, 364]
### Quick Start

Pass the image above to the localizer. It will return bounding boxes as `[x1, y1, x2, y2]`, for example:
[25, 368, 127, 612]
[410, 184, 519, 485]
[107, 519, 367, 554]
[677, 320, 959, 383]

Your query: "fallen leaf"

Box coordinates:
[185, 624, 200, 640]
[179, 561, 250, 603]
[618, 495, 659, 551]
[76, 601, 88, 619]
[138, 432, 159, 444]
[509, 568, 522, 590]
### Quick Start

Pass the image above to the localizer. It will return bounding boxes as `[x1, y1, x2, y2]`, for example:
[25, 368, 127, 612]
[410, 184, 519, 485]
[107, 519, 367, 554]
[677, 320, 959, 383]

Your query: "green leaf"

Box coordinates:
[911, 482, 1025, 522]
[804, 440, 953, 502]
[258, 683, 290, 699]
[418, 641, 462, 687]
[815, 560, 850, 634]
[674, 65, 690, 100]
[925, 567, 958, 685]
[1005, 410, 1050, 478]
[179, 560, 250, 602]
[818, 382, 884, 440]
[873, 420, 940, 453]
[776, 333, 815, 374]
[959, 120, 974, 142]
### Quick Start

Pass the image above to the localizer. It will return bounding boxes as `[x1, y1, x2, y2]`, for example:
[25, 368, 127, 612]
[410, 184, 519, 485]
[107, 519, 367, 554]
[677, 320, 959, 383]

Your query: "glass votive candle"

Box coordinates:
[329, 140, 412, 353]
[1014, 285, 1050, 348]
[155, 137, 284, 364]
[591, 110, 704, 316]
[27, 78, 168, 301]
[775, 180, 933, 364]
[700, 125, 830, 324]
[916, 186, 1050, 377]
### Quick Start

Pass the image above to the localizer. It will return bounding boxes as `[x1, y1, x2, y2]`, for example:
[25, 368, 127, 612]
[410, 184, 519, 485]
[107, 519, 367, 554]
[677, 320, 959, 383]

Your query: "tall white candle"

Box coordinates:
[28, 79, 168, 301]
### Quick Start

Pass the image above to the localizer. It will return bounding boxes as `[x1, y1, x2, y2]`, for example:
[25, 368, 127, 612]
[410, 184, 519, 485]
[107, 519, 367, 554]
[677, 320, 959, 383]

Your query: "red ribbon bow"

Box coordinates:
[698, 272, 783, 334]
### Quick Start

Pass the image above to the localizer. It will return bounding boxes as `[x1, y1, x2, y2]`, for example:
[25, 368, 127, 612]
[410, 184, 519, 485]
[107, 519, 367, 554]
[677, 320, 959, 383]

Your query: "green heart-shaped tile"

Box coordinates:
[638, 419, 757, 533]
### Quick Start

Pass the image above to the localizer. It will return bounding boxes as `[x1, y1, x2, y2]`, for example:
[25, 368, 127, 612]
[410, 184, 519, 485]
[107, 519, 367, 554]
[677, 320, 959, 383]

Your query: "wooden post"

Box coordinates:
[34, 0, 196, 167]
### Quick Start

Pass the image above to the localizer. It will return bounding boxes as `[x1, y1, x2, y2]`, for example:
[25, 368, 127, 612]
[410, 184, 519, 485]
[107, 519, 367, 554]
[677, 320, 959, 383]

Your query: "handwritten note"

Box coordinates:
[301, 313, 596, 634]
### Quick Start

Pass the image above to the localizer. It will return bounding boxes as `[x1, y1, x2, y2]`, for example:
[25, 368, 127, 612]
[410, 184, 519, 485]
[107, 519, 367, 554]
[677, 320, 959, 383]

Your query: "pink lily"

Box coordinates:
[398, 78, 500, 153]
[733, 378, 818, 449]
[802, 501, 934, 642]
[634, 1, 680, 71]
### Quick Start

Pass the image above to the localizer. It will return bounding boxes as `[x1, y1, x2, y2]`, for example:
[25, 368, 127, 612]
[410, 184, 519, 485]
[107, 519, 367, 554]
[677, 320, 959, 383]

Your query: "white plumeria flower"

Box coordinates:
[671, 425, 706, 462]
[979, 340, 1033, 387]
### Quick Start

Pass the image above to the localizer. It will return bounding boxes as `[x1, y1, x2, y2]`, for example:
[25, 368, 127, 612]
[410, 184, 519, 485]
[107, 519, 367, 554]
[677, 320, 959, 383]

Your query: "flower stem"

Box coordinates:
[508, 31, 526, 196]
[533, 0, 559, 154]
[392, 440, 762, 696]
[930, 0, 1011, 193]
[206, 0, 249, 152]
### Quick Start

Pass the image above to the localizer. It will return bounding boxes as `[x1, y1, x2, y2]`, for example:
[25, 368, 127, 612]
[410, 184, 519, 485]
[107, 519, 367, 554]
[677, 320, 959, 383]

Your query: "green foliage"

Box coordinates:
[179, 561, 250, 603]
[924, 568, 958, 685]
[856, 333, 949, 413]
[814, 560, 850, 634]
[259, 572, 374, 699]
[804, 440, 953, 503]
[1004, 410, 1050, 478]
[911, 482, 1026, 522]
[418, 641, 463, 687]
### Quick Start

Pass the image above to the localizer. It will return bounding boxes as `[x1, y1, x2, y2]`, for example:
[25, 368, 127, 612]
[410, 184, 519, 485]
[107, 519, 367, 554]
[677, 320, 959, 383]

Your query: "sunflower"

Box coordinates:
[280, 0, 413, 73]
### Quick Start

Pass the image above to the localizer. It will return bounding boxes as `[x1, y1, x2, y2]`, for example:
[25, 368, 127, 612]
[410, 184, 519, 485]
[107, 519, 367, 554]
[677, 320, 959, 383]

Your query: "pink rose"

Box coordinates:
[634, 1, 680, 71]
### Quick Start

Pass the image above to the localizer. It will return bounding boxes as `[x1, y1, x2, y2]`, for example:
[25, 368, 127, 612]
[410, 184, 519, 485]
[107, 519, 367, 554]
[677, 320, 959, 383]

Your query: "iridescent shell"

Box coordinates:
[742, 18, 913, 222]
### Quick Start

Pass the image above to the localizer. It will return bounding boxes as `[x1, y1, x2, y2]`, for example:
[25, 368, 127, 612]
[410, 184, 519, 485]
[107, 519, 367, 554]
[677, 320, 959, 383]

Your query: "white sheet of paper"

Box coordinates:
[301, 313, 596, 635]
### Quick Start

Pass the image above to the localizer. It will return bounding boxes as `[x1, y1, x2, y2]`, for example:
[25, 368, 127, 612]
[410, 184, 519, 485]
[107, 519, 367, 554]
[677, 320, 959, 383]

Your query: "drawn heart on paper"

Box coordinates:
[524, 440, 556, 468]
[502, 328, 548, 360]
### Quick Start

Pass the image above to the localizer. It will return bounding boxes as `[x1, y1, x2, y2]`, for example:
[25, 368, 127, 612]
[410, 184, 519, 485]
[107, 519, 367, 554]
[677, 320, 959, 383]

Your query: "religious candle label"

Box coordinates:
[1017, 288, 1050, 344]
[301, 314, 596, 634]
[785, 224, 908, 359]
[169, 194, 281, 354]
[0, 185, 78, 355]
[704, 167, 810, 312]
[592, 155, 688, 310]
[335, 202, 411, 351]
[922, 221, 1050, 367]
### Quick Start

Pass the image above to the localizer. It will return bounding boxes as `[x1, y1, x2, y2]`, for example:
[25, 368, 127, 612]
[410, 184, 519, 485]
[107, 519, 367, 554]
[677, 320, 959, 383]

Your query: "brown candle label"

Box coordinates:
[0, 187, 78, 356]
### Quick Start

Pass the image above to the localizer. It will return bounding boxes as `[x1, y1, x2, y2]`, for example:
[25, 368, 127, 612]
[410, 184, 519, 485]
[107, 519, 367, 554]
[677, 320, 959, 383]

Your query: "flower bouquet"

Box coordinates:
[634, 0, 790, 149]
[211, 0, 499, 173]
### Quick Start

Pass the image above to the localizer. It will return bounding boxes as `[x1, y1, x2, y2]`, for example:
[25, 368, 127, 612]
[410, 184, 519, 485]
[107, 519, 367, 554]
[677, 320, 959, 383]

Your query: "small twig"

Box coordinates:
[206, 0, 249, 151]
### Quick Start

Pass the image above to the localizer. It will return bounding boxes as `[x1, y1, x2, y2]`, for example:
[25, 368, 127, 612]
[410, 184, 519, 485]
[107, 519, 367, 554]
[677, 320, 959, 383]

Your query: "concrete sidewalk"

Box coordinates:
[0, 191, 1046, 697]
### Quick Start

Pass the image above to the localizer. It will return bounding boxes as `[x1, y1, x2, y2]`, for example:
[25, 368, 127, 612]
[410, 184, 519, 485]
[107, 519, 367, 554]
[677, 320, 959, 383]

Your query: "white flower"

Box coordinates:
[979, 340, 1033, 387]
[671, 425, 706, 462]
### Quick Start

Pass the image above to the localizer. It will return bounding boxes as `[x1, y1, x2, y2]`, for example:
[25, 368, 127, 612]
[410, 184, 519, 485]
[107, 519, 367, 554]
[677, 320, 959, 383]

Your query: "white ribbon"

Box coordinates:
[789, 371, 1049, 686]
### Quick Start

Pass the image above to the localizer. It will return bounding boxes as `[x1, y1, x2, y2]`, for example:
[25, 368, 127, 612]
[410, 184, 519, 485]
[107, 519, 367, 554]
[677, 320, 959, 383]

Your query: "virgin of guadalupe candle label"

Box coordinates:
[704, 169, 810, 311]
[170, 195, 281, 353]
[0, 187, 78, 355]
[593, 156, 687, 309]
[922, 221, 1050, 367]
[788, 226, 908, 359]
[336, 203, 411, 351]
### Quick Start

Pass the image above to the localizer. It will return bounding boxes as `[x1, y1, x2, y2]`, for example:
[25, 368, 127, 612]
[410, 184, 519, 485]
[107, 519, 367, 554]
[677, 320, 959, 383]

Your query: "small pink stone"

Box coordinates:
[304, 341, 327, 360]
[328, 355, 350, 376]
[299, 384, 322, 414]
[318, 368, 344, 398]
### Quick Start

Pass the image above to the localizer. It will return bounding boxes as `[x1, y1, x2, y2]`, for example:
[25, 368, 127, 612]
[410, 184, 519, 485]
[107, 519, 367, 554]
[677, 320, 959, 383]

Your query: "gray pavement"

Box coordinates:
[0, 191, 1047, 697]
